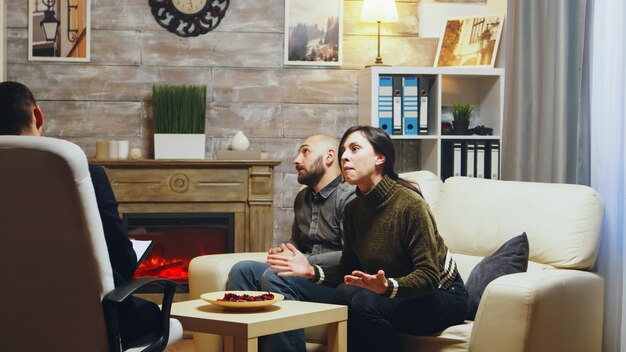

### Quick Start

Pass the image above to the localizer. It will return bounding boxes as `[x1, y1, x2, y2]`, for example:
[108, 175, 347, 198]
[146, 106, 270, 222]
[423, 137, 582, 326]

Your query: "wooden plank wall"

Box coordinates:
[5, 0, 438, 245]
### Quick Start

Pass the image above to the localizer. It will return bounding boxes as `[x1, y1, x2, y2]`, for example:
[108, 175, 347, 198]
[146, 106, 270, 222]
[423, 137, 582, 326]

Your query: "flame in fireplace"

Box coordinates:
[134, 255, 189, 280]
[130, 226, 231, 283]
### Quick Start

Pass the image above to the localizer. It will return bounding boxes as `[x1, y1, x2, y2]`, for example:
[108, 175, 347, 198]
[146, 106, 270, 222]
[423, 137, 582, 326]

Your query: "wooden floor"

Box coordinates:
[165, 337, 195, 352]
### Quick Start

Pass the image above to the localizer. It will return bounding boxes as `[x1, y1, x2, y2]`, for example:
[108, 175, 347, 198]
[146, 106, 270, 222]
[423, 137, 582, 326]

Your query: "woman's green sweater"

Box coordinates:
[313, 175, 458, 299]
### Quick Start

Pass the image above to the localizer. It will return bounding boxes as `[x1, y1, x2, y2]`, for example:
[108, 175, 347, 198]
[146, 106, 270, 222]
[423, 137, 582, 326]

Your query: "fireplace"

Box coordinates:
[95, 160, 280, 254]
[124, 212, 234, 291]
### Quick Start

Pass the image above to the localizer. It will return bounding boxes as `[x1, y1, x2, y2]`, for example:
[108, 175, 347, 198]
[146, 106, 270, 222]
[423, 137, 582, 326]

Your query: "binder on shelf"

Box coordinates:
[466, 142, 476, 177]
[392, 76, 403, 135]
[453, 142, 463, 177]
[378, 75, 393, 135]
[476, 141, 486, 178]
[489, 141, 500, 179]
[418, 76, 430, 135]
[402, 75, 419, 135]
[441, 140, 454, 180]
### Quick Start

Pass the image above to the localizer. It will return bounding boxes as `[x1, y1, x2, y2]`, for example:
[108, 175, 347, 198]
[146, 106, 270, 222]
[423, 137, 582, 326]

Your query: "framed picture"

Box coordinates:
[28, 0, 91, 62]
[284, 0, 343, 66]
[434, 15, 503, 68]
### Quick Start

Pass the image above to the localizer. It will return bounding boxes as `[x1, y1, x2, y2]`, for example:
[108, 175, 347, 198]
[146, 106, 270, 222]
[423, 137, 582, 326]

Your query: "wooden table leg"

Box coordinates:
[224, 336, 233, 352]
[326, 320, 347, 352]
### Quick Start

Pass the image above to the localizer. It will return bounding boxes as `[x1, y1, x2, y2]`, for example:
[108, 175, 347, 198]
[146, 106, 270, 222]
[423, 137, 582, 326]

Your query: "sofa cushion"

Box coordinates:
[433, 176, 602, 270]
[399, 170, 442, 209]
[400, 321, 472, 352]
[465, 233, 529, 320]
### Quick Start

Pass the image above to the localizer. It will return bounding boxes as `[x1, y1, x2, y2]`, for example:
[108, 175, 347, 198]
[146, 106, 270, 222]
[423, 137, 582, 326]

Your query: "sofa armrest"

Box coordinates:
[187, 252, 267, 352]
[470, 270, 604, 352]
[188, 252, 267, 299]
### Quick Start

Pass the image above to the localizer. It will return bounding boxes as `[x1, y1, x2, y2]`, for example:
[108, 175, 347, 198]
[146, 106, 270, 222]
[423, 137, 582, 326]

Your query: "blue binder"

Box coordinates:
[378, 75, 393, 135]
[402, 76, 419, 135]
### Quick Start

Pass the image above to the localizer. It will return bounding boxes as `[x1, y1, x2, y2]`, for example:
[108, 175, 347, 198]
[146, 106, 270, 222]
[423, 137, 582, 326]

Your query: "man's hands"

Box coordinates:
[267, 243, 315, 279]
[344, 269, 388, 294]
[267, 242, 294, 256]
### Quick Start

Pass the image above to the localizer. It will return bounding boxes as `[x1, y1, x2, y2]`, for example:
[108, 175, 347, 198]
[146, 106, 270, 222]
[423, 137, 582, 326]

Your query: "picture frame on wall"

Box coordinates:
[28, 0, 91, 62]
[434, 15, 503, 68]
[284, 0, 343, 66]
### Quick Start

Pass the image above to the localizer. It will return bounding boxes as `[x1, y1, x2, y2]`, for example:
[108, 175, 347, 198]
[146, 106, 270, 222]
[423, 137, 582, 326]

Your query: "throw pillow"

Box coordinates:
[465, 232, 529, 320]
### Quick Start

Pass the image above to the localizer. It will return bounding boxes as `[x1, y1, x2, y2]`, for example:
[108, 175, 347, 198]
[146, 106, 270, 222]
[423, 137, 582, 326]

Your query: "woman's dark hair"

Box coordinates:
[0, 81, 37, 135]
[339, 125, 423, 197]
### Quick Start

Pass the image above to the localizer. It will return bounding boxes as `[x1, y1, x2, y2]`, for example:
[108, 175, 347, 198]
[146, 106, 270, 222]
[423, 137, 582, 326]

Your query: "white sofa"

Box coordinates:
[188, 170, 604, 352]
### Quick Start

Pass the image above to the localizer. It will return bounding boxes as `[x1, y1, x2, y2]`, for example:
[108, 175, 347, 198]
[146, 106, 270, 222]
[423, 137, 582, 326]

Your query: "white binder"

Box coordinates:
[476, 142, 486, 178]
[466, 143, 475, 177]
[490, 142, 500, 179]
[453, 142, 462, 177]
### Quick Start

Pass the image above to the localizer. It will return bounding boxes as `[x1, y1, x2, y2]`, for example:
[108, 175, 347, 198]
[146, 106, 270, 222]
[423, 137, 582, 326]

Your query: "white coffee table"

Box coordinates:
[170, 299, 347, 352]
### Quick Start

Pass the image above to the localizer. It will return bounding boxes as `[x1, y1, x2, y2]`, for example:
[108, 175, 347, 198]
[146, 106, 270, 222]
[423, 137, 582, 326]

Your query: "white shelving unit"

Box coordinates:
[358, 66, 505, 179]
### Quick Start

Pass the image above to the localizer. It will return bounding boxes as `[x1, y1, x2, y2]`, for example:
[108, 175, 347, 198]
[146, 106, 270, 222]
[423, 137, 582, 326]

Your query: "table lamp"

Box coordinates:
[360, 0, 399, 67]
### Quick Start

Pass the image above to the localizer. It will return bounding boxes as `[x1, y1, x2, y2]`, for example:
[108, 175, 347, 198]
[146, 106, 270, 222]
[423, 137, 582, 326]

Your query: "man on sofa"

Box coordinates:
[227, 134, 356, 352]
[0, 81, 161, 349]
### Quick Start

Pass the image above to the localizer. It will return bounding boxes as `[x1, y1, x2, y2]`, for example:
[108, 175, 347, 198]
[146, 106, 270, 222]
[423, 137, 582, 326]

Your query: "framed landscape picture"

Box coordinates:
[284, 0, 343, 66]
[28, 0, 91, 62]
[434, 15, 503, 68]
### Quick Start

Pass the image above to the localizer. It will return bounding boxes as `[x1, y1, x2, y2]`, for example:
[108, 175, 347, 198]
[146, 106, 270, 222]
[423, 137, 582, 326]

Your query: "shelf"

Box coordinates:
[390, 135, 438, 140]
[441, 135, 500, 140]
[364, 66, 504, 77]
[358, 67, 504, 180]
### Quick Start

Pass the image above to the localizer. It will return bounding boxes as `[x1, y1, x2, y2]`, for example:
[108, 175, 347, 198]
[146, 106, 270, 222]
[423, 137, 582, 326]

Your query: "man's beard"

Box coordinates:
[297, 155, 324, 187]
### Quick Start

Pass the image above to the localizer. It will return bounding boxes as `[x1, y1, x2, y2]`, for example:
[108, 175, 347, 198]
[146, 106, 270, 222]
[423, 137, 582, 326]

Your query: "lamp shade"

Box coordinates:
[360, 0, 399, 23]
[40, 10, 59, 42]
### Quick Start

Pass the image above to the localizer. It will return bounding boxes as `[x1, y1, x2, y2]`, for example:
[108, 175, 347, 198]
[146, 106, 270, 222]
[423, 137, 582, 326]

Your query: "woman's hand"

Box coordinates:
[344, 269, 388, 294]
[267, 243, 314, 279]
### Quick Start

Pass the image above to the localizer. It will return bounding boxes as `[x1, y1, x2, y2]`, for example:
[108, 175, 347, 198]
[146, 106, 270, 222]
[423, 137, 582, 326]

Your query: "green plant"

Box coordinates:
[450, 102, 474, 122]
[153, 84, 207, 134]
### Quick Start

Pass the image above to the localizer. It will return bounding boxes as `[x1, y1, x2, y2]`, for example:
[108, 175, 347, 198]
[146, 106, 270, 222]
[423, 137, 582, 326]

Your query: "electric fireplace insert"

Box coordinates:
[124, 212, 234, 292]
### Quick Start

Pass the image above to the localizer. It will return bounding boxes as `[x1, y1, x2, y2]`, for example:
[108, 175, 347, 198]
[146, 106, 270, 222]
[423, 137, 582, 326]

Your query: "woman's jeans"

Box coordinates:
[333, 275, 468, 352]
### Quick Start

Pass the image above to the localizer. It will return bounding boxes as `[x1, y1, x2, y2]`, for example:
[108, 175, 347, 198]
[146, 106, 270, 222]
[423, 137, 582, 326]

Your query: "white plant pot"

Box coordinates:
[154, 134, 206, 160]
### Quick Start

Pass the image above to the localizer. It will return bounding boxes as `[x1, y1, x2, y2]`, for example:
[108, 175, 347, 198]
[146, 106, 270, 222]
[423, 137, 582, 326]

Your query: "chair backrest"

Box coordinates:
[0, 136, 115, 351]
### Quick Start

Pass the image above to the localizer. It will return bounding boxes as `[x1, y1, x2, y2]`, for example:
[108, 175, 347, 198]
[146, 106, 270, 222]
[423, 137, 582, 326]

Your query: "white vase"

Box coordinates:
[229, 131, 250, 151]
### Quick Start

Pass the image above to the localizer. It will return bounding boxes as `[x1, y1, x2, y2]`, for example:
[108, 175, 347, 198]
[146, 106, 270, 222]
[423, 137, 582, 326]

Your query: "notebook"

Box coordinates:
[130, 239, 153, 265]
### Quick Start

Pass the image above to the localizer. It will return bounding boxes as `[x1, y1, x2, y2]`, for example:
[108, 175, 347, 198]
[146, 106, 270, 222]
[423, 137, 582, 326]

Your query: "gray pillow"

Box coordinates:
[465, 233, 529, 320]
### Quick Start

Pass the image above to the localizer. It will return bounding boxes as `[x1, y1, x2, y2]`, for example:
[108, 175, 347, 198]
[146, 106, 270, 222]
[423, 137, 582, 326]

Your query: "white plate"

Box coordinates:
[200, 291, 284, 310]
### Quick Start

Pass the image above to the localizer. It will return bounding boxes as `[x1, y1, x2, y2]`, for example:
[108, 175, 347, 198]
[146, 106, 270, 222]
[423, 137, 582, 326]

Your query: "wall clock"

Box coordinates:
[148, 0, 229, 37]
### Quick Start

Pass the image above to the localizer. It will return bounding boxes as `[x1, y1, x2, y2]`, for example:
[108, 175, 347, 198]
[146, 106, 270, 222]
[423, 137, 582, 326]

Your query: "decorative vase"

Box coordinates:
[453, 120, 470, 135]
[229, 131, 250, 151]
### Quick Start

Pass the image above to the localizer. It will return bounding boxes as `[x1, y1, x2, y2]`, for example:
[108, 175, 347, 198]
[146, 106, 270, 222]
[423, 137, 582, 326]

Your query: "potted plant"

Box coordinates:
[153, 84, 207, 159]
[450, 102, 473, 135]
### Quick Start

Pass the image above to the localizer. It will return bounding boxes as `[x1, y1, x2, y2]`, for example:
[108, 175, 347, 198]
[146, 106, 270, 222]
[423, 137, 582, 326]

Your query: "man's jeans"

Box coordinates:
[228, 260, 336, 352]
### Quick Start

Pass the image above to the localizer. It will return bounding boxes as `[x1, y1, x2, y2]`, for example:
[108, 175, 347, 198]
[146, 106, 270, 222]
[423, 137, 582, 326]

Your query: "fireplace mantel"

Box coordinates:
[93, 159, 281, 252]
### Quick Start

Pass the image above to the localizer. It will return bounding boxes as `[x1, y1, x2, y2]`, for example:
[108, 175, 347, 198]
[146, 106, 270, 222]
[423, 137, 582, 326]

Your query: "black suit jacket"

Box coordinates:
[88, 165, 160, 348]
[88, 164, 136, 286]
